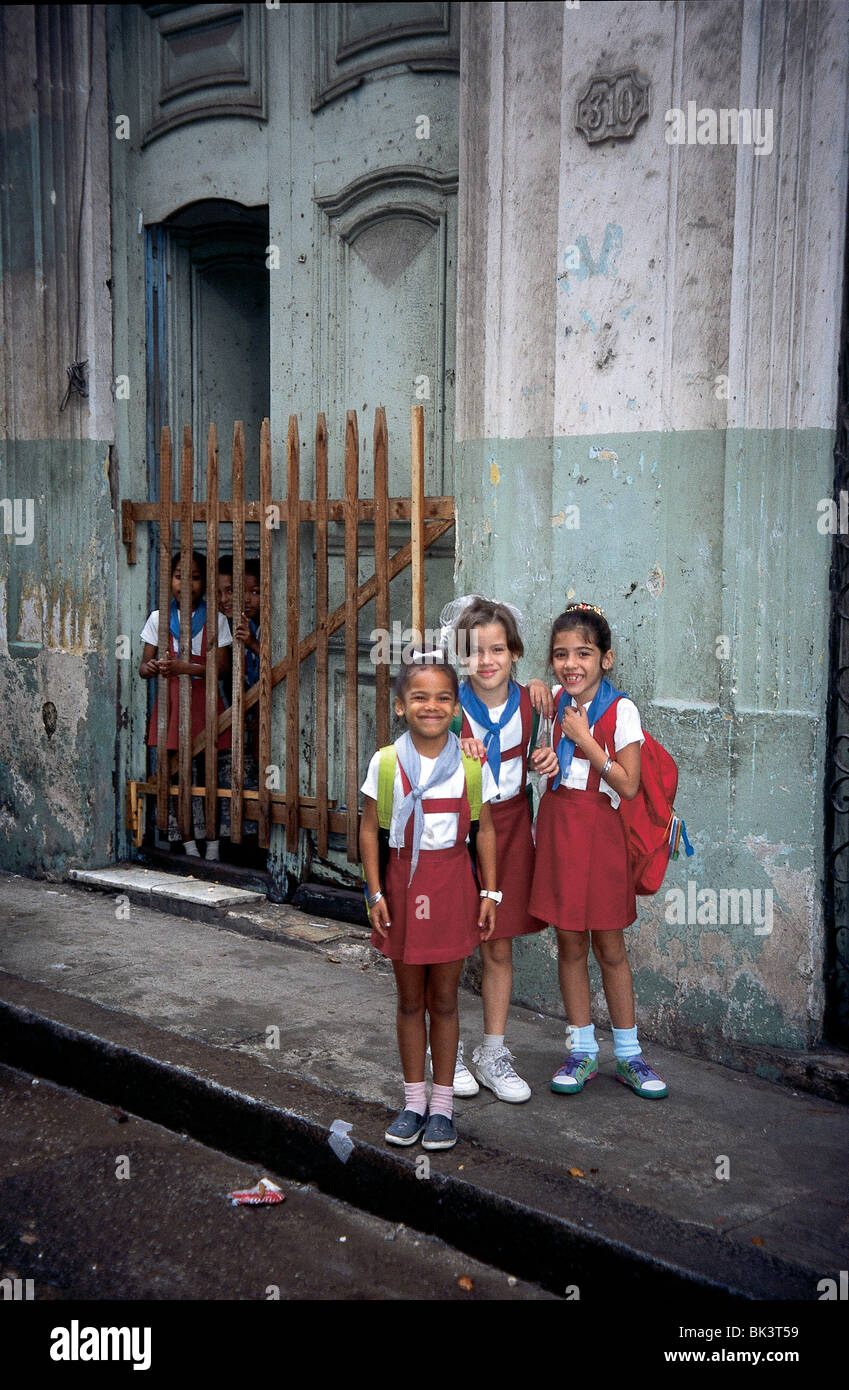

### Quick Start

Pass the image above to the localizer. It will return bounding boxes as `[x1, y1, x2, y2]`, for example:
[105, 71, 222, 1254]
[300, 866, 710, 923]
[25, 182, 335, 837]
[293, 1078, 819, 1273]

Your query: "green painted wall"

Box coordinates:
[0, 440, 119, 874]
[454, 427, 831, 1048]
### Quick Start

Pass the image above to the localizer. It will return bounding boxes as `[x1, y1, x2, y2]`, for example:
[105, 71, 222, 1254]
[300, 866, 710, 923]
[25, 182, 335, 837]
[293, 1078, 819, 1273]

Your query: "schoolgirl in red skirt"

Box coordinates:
[529, 603, 669, 1099]
[139, 550, 232, 858]
[442, 596, 553, 1103]
[359, 652, 499, 1151]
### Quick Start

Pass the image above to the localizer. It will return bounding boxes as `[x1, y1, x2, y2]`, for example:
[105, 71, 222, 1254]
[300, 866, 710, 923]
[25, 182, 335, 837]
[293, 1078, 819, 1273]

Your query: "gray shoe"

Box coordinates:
[385, 1109, 428, 1146]
[421, 1112, 457, 1151]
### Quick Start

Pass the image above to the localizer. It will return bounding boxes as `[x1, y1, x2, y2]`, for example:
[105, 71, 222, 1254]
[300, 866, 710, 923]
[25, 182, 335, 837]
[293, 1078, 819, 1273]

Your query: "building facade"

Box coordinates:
[2, 2, 848, 1058]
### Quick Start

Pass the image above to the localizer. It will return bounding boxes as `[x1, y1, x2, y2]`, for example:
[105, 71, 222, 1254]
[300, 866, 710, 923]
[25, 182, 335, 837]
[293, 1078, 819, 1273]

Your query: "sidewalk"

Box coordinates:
[0, 868, 846, 1299]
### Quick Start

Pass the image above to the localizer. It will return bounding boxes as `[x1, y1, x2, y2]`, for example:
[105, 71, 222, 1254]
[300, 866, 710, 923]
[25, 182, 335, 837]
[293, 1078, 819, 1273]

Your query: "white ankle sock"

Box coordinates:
[184, 840, 200, 856]
[481, 1032, 505, 1054]
[205, 840, 220, 861]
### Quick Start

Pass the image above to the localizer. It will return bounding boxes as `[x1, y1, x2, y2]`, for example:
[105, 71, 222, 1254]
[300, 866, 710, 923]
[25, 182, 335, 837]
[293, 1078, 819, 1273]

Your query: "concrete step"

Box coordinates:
[68, 865, 266, 920]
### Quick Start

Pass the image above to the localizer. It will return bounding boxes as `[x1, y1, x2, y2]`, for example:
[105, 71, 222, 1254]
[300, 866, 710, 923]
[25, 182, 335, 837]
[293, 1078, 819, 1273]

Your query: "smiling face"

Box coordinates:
[243, 572, 261, 620]
[551, 628, 614, 705]
[217, 571, 233, 619]
[463, 620, 514, 704]
[395, 664, 459, 751]
[171, 560, 204, 609]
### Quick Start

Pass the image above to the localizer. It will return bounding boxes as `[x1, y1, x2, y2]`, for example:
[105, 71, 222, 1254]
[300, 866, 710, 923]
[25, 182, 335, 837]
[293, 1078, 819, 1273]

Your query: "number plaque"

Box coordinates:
[575, 69, 650, 144]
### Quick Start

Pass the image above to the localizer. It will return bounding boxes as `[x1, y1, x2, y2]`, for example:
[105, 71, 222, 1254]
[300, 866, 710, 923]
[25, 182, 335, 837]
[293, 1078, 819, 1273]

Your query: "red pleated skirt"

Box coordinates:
[372, 842, 481, 965]
[529, 786, 636, 932]
[147, 675, 231, 751]
[489, 793, 547, 940]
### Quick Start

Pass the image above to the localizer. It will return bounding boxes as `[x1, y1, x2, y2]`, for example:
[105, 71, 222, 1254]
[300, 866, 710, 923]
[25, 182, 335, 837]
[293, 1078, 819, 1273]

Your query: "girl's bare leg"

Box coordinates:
[424, 959, 465, 1086]
[556, 929, 592, 1026]
[391, 961, 427, 1080]
[590, 929, 635, 1029]
[480, 936, 513, 1036]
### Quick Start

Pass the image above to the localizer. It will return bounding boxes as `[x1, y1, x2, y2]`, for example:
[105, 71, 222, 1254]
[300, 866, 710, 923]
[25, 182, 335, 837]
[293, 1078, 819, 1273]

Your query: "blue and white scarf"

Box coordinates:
[458, 678, 521, 788]
[169, 597, 207, 649]
[552, 677, 626, 789]
[390, 730, 463, 884]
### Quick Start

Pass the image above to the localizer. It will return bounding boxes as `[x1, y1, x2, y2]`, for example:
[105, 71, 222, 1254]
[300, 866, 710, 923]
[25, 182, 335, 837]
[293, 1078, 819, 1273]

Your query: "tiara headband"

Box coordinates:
[564, 602, 607, 621]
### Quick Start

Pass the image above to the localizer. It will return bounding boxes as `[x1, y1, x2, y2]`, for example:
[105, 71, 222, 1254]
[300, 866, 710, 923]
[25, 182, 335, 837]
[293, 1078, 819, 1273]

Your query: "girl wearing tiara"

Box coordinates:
[441, 596, 553, 1103]
[529, 603, 669, 1098]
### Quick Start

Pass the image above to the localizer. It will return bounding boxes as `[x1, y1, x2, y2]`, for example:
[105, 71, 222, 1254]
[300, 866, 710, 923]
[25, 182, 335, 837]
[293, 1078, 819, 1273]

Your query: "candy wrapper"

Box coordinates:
[228, 1177, 285, 1206]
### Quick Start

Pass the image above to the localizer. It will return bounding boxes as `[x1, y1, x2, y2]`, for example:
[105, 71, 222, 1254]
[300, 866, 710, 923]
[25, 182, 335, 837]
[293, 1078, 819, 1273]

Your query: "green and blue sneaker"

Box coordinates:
[615, 1055, 668, 1098]
[550, 1054, 598, 1094]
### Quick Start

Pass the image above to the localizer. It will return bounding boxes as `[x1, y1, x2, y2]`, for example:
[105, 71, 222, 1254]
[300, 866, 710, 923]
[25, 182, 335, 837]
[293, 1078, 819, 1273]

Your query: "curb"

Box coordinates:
[0, 970, 818, 1301]
[64, 873, 849, 1107]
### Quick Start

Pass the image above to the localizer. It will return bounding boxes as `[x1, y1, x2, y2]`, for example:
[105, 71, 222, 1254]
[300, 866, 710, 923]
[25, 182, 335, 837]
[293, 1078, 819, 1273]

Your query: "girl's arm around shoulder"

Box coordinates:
[525, 679, 554, 718]
[359, 796, 390, 937]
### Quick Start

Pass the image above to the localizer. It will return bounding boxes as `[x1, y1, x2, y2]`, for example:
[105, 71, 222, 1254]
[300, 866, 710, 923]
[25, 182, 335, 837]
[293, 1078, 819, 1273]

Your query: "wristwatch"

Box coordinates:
[479, 889, 503, 904]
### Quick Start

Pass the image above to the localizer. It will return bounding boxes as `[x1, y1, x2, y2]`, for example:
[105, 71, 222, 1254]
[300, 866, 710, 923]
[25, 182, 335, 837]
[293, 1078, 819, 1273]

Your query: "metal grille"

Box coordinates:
[824, 178, 849, 1047]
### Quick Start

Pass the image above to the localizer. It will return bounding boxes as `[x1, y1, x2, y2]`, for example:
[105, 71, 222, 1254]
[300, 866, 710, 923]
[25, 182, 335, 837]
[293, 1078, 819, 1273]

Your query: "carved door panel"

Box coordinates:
[288, 3, 460, 861]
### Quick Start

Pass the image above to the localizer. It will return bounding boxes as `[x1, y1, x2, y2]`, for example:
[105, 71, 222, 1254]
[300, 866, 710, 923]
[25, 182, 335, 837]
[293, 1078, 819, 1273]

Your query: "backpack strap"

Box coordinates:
[461, 752, 482, 822]
[377, 744, 481, 825]
[376, 745, 397, 829]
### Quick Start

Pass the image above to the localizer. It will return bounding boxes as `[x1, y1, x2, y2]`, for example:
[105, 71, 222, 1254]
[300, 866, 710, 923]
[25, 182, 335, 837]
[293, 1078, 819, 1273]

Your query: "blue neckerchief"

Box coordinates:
[459, 678, 521, 788]
[244, 618, 260, 688]
[390, 730, 463, 885]
[552, 677, 626, 789]
[169, 597, 207, 647]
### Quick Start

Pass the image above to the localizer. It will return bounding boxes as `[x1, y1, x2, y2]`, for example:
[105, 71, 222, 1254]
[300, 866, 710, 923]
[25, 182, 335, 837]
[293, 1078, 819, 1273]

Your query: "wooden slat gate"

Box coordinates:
[123, 405, 453, 865]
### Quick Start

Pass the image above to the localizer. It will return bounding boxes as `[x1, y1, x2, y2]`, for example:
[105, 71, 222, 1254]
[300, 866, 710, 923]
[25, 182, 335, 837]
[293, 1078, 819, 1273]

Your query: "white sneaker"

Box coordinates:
[472, 1044, 532, 1103]
[427, 1041, 480, 1097]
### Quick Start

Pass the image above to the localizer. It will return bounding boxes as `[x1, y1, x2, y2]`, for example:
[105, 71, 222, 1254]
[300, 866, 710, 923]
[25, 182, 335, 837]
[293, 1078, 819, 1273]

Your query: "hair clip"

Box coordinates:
[565, 602, 607, 620]
[438, 594, 526, 644]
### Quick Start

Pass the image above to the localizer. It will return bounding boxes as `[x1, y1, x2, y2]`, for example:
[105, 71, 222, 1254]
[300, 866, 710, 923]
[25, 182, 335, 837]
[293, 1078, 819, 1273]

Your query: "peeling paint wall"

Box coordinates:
[455, 1, 849, 1048]
[0, 8, 117, 874]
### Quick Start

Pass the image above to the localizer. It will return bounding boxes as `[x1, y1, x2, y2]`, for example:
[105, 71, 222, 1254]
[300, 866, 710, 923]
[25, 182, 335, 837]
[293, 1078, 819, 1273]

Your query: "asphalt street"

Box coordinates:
[0, 1062, 557, 1301]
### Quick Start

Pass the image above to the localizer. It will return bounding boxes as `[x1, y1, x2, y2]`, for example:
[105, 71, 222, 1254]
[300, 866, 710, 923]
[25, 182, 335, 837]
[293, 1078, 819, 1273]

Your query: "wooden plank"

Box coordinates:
[124, 497, 454, 524]
[204, 423, 219, 839]
[121, 499, 136, 564]
[285, 415, 301, 851]
[178, 425, 193, 841]
[189, 518, 455, 758]
[136, 780, 336, 808]
[230, 421, 246, 842]
[374, 406, 390, 748]
[156, 427, 172, 832]
[127, 780, 138, 846]
[133, 780, 346, 833]
[344, 410, 359, 861]
[315, 413, 329, 857]
[410, 404, 425, 648]
[258, 417, 272, 847]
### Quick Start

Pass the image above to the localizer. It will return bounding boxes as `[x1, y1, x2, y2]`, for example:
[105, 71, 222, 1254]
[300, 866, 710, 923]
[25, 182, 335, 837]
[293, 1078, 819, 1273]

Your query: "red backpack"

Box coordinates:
[552, 690, 692, 896]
